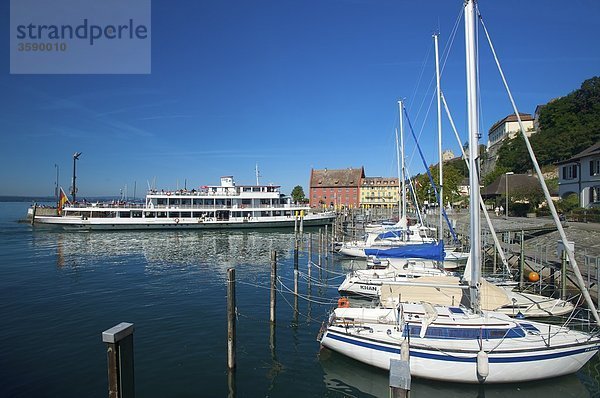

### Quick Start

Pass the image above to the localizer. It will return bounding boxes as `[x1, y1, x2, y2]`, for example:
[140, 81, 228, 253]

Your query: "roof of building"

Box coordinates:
[481, 173, 557, 197]
[310, 167, 365, 188]
[556, 141, 600, 165]
[488, 112, 534, 135]
[361, 176, 398, 185]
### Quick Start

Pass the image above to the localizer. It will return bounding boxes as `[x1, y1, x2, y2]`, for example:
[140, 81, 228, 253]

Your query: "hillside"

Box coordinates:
[496, 76, 600, 173]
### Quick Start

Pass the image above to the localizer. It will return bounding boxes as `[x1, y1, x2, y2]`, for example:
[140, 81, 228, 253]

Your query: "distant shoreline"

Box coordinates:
[0, 196, 121, 203]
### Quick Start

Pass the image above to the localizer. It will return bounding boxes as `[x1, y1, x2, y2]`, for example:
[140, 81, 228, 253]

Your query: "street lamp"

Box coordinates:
[71, 152, 82, 202]
[505, 171, 514, 219]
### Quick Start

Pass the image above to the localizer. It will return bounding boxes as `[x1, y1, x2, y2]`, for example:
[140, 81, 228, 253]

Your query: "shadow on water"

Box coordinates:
[320, 348, 599, 398]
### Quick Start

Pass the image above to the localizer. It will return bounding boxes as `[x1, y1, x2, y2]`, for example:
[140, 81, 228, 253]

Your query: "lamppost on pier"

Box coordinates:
[71, 152, 82, 203]
[505, 171, 514, 219]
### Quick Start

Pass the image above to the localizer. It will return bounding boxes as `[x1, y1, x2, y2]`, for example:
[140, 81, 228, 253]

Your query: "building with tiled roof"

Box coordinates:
[309, 167, 364, 208]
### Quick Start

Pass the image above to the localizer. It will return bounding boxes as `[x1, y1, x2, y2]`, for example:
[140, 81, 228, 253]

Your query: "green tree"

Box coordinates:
[495, 76, 600, 171]
[291, 185, 306, 203]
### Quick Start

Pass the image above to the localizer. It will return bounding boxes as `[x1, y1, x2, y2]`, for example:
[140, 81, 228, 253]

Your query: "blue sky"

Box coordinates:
[1, 0, 599, 197]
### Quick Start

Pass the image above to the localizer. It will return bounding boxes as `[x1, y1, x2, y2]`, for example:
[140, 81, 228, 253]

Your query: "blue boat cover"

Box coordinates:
[365, 241, 445, 261]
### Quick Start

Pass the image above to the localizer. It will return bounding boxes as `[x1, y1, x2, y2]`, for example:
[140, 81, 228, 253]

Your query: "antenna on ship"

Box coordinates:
[255, 163, 262, 185]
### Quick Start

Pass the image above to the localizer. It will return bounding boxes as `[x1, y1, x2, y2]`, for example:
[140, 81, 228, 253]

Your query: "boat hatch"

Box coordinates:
[449, 307, 464, 314]
[519, 323, 541, 334]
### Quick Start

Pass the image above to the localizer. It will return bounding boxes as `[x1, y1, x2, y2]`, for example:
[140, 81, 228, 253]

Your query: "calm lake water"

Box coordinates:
[1, 201, 599, 397]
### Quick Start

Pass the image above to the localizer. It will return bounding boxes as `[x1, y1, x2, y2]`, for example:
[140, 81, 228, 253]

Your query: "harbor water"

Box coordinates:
[1, 201, 600, 397]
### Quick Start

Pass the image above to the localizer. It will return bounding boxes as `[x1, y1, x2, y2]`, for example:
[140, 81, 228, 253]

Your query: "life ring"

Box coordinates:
[337, 297, 350, 308]
[174, 218, 179, 224]
[167, 192, 171, 196]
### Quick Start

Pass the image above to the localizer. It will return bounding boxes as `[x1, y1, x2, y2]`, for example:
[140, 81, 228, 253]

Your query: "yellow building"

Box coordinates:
[360, 177, 399, 208]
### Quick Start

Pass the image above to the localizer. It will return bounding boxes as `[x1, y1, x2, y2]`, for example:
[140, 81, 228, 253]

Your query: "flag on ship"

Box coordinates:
[58, 187, 70, 215]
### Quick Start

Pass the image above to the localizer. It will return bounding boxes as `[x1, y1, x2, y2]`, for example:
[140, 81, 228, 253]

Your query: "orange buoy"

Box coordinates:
[528, 272, 540, 282]
[337, 297, 350, 308]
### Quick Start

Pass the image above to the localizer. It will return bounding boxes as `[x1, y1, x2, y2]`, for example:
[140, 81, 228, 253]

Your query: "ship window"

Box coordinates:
[119, 212, 131, 218]
[132, 211, 142, 218]
[157, 212, 167, 218]
[156, 198, 166, 205]
[180, 212, 191, 218]
[144, 212, 156, 218]
[170, 212, 180, 218]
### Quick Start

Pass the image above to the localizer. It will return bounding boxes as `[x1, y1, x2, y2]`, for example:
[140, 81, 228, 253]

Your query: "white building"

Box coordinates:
[482, 112, 535, 176]
[557, 142, 600, 208]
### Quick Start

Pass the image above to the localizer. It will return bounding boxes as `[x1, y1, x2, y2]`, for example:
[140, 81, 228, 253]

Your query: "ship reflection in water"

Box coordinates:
[48, 229, 297, 277]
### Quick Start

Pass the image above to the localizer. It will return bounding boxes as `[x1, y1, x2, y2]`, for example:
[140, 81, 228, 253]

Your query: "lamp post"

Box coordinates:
[505, 172, 514, 219]
[71, 152, 82, 203]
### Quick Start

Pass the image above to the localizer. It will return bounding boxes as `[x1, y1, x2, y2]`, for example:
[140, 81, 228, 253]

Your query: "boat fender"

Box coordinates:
[401, 339, 410, 362]
[174, 218, 179, 224]
[337, 297, 350, 308]
[476, 350, 489, 382]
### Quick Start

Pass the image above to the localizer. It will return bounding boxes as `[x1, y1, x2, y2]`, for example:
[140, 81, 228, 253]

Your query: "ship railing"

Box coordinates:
[67, 202, 147, 209]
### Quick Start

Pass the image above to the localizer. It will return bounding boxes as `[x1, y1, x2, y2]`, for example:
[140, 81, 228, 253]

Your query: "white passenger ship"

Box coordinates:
[31, 176, 335, 230]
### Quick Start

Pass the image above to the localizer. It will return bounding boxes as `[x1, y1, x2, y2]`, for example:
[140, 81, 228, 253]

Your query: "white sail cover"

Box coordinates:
[380, 276, 511, 310]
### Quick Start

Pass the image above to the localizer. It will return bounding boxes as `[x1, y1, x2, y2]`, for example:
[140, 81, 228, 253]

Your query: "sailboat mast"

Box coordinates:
[434, 33, 444, 242]
[397, 100, 406, 225]
[465, 0, 481, 313]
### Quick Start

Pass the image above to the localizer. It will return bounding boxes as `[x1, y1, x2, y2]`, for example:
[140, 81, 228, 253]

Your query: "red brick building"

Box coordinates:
[309, 167, 364, 208]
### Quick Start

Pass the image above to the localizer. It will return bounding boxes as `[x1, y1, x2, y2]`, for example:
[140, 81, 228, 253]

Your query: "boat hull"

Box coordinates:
[321, 327, 600, 383]
[33, 214, 334, 231]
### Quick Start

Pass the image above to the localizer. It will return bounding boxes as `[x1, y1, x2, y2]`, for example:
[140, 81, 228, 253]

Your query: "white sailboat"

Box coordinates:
[319, 0, 600, 383]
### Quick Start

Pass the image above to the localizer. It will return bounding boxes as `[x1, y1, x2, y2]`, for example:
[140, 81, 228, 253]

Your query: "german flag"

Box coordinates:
[58, 187, 70, 215]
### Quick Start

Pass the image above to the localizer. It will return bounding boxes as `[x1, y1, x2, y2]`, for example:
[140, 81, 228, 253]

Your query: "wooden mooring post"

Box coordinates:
[227, 268, 236, 370]
[270, 251, 277, 324]
[294, 239, 299, 297]
[30, 203, 37, 226]
[389, 358, 410, 398]
[102, 322, 135, 398]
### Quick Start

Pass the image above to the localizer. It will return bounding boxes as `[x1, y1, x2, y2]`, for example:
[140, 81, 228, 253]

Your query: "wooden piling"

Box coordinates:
[227, 268, 236, 369]
[389, 358, 411, 398]
[324, 225, 328, 259]
[519, 230, 525, 290]
[270, 251, 277, 324]
[318, 229, 322, 267]
[102, 322, 135, 398]
[294, 239, 299, 295]
[561, 250, 567, 300]
[30, 203, 37, 226]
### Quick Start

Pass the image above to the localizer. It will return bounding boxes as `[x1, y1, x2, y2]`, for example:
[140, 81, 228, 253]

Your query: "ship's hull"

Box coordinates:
[33, 214, 334, 231]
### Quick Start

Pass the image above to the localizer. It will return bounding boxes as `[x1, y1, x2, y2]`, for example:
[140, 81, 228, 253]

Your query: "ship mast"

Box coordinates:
[465, 0, 481, 313]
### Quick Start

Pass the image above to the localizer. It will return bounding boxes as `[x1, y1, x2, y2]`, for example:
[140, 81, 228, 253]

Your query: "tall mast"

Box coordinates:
[397, 100, 406, 226]
[465, 0, 481, 313]
[434, 33, 443, 242]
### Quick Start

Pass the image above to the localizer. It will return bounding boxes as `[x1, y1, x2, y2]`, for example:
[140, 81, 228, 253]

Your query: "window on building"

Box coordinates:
[590, 159, 600, 176]
[562, 164, 578, 180]
[591, 186, 600, 204]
